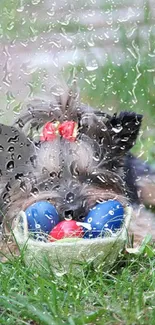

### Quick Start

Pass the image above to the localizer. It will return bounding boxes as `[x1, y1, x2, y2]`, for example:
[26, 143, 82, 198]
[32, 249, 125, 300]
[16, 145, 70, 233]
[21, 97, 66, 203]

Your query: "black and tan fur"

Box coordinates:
[0, 86, 155, 251]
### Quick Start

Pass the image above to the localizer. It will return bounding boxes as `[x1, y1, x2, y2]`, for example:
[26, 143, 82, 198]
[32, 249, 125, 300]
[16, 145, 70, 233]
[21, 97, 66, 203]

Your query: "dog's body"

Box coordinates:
[0, 87, 155, 248]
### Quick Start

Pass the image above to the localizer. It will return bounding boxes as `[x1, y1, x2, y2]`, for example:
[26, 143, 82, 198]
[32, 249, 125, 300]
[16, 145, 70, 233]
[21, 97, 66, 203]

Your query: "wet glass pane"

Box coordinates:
[1, 2, 155, 324]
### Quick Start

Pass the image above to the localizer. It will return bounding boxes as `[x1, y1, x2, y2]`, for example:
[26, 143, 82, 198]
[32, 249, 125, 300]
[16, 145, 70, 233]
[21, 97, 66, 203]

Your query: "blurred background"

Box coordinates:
[0, 0, 155, 162]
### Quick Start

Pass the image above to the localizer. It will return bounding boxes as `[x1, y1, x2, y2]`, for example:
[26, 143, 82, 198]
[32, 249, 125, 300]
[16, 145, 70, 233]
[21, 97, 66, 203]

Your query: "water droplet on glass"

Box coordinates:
[8, 135, 19, 143]
[86, 33, 95, 47]
[87, 24, 94, 31]
[47, 8, 55, 17]
[6, 91, 15, 104]
[17, 6, 24, 12]
[6, 160, 14, 172]
[108, 107, 114, 111]
[31, 187, 39, 195]
[66, 192, 74, 203]
[15, 173, 23, 180]
[50, 172, 57, 179]
[3, 65, 12, 86]
[7, 22, 14, 31]
[85, 54, 98, 71]
[93, 152, 100, 161]
[31, 0, 41, 5]
[112, 126, 123, 133]
[3, 192, 11, 204]
[121, 137, 129, 142]
[20, 181, 27, 192]
[13, 102, 22, 115]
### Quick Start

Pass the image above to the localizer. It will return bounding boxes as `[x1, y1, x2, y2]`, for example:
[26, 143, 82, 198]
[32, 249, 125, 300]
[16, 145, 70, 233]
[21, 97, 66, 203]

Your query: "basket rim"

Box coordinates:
[13, 205, 132, 248]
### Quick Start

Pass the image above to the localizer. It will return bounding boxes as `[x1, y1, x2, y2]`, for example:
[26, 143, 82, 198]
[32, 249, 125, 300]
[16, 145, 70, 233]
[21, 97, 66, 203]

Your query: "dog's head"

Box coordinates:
[0, 89, 142, 229]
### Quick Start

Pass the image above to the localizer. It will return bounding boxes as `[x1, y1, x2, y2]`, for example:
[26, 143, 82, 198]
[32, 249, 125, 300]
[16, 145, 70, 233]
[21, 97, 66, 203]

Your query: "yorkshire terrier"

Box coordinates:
[0, 86, 155, 252]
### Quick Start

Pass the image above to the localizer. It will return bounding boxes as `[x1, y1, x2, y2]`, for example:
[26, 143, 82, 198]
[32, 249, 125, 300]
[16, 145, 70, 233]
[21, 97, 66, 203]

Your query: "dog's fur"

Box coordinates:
[0, 86, 155, 250]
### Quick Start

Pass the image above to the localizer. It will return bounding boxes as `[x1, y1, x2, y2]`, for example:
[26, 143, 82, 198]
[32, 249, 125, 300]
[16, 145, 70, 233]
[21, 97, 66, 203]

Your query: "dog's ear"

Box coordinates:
[109, 112, 143, 157]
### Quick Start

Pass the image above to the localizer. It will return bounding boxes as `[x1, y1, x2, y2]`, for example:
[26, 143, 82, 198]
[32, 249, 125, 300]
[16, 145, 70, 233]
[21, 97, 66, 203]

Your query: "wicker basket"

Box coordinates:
[13, 205, 132, 274]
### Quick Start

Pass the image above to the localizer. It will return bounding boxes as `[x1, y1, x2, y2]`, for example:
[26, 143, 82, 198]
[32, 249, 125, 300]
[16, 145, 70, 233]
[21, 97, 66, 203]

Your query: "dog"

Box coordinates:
[0, 86, 155, 252]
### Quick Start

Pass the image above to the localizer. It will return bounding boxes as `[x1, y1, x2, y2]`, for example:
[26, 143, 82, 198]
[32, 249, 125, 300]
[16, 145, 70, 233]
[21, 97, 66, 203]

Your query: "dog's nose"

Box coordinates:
[64, 206, 86, 221]
[65, 192, 75, 203]
[64, 209, 74, 219]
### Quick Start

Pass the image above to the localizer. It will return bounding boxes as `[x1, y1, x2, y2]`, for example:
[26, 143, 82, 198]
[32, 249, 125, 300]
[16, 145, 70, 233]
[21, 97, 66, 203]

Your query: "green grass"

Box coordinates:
[1, 238, 155, 325]
[0, 0, 87, 40]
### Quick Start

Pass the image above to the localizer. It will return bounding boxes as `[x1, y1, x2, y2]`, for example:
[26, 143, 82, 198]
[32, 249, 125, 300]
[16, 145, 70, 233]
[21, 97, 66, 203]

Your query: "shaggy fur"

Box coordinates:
[0, 86, 155, 250]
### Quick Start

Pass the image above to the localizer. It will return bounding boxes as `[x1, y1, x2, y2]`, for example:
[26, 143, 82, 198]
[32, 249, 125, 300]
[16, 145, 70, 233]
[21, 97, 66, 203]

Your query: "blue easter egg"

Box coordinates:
[83, 200, 124, 239]
[25, 201, 59, 235]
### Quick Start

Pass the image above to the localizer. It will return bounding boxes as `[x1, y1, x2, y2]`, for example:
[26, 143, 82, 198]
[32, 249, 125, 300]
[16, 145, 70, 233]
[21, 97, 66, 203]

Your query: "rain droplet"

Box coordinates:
[3, 192, 10, 204]
[6, 182, 11, 191]
[8, 135, 19, 143]
[17, 6, 24, 13]
[85, 54, 98, 71]
[31, 0, 41, 5]
[86, 34, 95, 47]
[13, 102, 22, 115]
[22, 61, 38, 75]
[121, 137, 129, 142]
[20, 181, 27, 192]
[86, 59, 98, 71]
[6, 91, 15, 103]
[16, 119, 24, 128]
[108, 107, 114, 111]
[31, 187, 39, 195]
[66, 192, 74, 203]
[6, 160, 14, 172]
[47, 8, 55, 17]
[50, 172, 57, 179]
[112, 126, 123, 133]
[30, 155, 37, 168]
[15, 173, 23, 180]
[7, 22, 14, 31]
[93, 152, 100, 161]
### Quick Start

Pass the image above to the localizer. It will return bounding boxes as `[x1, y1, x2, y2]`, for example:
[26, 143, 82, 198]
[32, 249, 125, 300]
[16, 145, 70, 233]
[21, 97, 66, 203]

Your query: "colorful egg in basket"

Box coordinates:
[83, 200, 124, 239]
[49, 220, 84, 241]
[13, 200, 132, 274]
[25, 201, 59, 240]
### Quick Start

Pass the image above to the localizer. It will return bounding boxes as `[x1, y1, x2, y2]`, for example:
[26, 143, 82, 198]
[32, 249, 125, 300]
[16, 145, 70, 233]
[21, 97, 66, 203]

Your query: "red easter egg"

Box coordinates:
[49, 220, 84, 241]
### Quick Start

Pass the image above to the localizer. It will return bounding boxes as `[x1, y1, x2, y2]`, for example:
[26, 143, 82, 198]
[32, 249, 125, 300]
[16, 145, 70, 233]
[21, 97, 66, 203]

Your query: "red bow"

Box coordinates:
[40, 121, 78, 142]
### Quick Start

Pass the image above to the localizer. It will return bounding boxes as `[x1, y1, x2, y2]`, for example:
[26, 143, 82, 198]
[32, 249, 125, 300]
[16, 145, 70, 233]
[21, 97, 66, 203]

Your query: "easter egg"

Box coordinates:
[49, 220, 84, 241]
[25, 201, 59, 235]
[83, 200, 124, 239]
